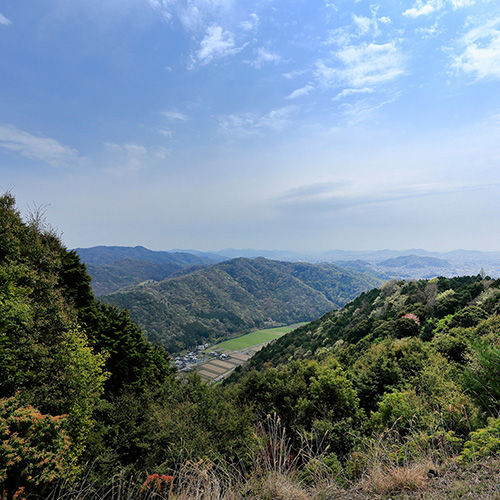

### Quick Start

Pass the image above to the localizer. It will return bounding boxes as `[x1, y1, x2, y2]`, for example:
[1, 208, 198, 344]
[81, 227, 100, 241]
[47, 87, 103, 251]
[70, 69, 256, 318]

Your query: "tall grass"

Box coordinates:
[42, 416, 485, 500]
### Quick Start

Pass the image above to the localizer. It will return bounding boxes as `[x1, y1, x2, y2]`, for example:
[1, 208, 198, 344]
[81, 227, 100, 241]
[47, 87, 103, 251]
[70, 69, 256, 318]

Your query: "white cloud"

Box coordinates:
[333, 87, 374, 101]
[339, 96, 396, 125]
[0, 13, 12, 26]
[0, 124, 79, 167]
[316, 41, 405, 89]
[147, 0, 234, 30]
[157, 128, 174, 138]
[189, 25, 244, 67]
[248, 47, 281, 69]
[353, 15, 371, 35]
[403, 0, 474, 18]
[403, 1, 440, 18]
[277, 179, 482, 213]
[450, 0, 475, 7]
[161, 110, 188, 121]
[104, 142, 170, 174]
[239, 13, 258, 31]
[416, 22, 441, 38]
[219, 106, 297, 138]
[283, 69, 309, 80]
[452, 19, 500, 80]
[285, 84, 315, 100]
[146, 0, 174, 21]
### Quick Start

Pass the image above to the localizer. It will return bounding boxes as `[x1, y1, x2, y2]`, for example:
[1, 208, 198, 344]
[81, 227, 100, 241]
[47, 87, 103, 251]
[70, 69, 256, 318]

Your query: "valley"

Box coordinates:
[96, 256, 380, 353]
[174, 323, 306, 382]
[5, 195, 500, 499]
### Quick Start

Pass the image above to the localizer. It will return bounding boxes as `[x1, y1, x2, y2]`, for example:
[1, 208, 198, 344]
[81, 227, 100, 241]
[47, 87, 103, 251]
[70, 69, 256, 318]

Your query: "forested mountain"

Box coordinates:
[6, 192, 500, 499]
[378, 254, 450, 269]
[75, 246, 221, 295]
[75, 245, 222, 266]
[0, 194, 253, 497]
[236, 275, 497, 372]
[226, 273, 500, 484]
[101, 257, 381, 352]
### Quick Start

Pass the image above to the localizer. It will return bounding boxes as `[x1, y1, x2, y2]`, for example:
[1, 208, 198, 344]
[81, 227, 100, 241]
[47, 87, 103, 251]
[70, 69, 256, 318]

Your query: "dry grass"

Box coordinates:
[44, 419, 500, 500]
[46, 458, 500, 500]
[359, 461, 430, 494]
[245, 472, 310, 500]
[170, 460, 240, 500]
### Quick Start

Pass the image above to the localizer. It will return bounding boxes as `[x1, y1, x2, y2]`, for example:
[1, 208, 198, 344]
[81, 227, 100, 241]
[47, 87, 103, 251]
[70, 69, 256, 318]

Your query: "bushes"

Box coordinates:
[463, 341, 500, 417]
[0, 394, 72, 500]
[461, 417, 500, 462]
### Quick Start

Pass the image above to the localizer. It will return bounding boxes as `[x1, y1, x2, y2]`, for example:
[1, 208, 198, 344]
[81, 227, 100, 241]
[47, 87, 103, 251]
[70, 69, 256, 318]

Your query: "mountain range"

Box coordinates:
[100, 256, 381, 352]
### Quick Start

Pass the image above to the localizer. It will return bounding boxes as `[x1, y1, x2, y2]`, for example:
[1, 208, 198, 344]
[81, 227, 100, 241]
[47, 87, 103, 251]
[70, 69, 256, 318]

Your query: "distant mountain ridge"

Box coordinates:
[75, 246, 222, 295]
[76, 245, 223, 266]
[101, 256, 381, 353]
[378, 254, 450, 269]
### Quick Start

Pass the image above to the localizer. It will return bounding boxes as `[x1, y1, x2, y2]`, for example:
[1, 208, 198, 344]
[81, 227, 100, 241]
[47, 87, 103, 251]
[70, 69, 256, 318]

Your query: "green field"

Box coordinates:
[213, 323, 305, 351]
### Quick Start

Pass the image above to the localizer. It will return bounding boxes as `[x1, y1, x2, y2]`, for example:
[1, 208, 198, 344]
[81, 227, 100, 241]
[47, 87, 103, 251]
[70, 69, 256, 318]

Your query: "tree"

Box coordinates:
[0, 394, 71, 500]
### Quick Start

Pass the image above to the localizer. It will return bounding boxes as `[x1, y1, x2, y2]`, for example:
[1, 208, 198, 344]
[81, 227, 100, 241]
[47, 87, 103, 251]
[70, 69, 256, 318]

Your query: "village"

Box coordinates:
[173, 343, 231, 373]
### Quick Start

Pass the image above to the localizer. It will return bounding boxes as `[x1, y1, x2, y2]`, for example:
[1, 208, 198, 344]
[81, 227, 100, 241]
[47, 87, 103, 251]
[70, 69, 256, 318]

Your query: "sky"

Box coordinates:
[1, 0, 500, 252]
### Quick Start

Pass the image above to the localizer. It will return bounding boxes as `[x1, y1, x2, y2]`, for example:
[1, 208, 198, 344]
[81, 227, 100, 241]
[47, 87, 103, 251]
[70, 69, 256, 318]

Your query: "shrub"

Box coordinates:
[0, 394, 72, 500]
[463, 341, 500, 417]
[460, 417, 500, 462]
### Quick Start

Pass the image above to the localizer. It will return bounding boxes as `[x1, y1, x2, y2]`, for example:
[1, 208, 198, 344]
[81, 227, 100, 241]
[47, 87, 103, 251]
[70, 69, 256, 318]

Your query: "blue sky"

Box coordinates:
[1, 0, 500, 252]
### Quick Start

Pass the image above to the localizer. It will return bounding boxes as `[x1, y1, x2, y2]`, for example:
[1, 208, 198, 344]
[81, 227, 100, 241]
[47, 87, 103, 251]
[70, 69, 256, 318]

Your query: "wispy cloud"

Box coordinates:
[189, 25, 244, 68]
[316, 41, 405, 89]
[219, 106, 297, 138]
[451, 18, 500, 80]
[157, 128, 174, 138]
[403, 0, 474, 18]
[283, 69, 309, 80]
[285, 84, 315, 100]
[0, 124, 79, 167]
[239, 13, 258, 31]
[104, 141, 169, 174]
[416, 22, 441, 38]
[147, 0, 234, 31]
[277, 179, 485, 213]
[339, 96, 397, 124]
[161, 110, 188, 121]
[247, 47, 281, 69]
[333, 87, 374, 101]
[0, 12, 12, 26]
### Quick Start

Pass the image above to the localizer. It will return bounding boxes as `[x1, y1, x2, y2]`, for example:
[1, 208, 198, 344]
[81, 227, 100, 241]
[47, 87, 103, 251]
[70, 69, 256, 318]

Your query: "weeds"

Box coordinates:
[39, 420, 500, 500]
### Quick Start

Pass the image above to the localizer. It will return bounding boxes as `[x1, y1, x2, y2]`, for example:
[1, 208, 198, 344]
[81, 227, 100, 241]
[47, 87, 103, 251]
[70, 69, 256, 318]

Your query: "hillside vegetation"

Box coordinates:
[76, 246, 220, 295]
[5, 193, 500, 499]
[101, 257, 381, 352]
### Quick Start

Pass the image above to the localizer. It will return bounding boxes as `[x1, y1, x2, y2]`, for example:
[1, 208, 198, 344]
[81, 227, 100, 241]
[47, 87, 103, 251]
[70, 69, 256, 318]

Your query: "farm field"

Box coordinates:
[195, 323, 305, 382]
[212, 323, 306, 352]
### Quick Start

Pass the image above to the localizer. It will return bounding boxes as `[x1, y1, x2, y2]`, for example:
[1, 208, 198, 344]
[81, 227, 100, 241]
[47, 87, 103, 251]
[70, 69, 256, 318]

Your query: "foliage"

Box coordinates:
[0, 394, 71, 500]
[461, 417, 500, 462]
[7, 189, 500, 495]
[0, 193, 108, 463]
[101, 257, 380, 353]
[237, 360, 361, 458]
[463, 340, 500, 418]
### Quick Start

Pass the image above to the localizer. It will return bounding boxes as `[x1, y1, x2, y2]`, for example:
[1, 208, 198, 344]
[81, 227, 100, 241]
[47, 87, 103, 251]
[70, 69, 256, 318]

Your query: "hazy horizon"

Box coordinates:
[2, 1, 500, 252]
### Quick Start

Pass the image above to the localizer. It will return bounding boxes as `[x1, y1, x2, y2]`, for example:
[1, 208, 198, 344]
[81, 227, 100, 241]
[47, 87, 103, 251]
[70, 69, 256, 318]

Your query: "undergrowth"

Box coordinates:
[37, 414, 500, 500]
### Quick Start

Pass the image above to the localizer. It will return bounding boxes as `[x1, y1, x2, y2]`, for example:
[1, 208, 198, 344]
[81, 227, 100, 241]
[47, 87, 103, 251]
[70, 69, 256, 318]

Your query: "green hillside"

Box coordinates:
[236, 275, 497, 371]
[6, 192, 500, 499]
[0, 194, 254, 496]
[101, 257, 381, 352]
[76, 246, 220, 295]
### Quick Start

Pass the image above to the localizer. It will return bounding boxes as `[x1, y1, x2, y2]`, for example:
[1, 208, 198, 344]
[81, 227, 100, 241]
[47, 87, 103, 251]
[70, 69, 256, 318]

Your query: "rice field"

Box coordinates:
[195, 323, 305, 382]
[212, 323, 305, 351]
